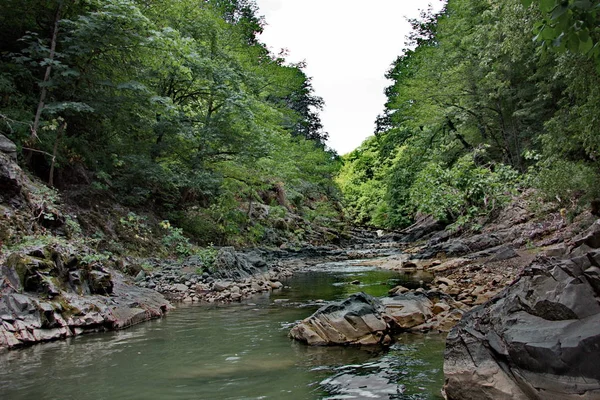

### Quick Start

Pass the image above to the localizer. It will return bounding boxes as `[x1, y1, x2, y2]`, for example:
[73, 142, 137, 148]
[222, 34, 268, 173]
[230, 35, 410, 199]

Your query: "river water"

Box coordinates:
[0, 260, 445, 400]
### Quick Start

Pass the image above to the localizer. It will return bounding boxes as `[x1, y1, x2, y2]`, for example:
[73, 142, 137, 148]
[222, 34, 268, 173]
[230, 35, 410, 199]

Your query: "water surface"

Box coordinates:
[0, 261, 445, 399]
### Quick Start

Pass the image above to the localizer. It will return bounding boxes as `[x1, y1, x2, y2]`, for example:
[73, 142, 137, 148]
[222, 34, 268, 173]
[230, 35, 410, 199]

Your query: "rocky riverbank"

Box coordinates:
[0, 244, 171, 349]
[443, 220, 600, 400]
[288, 195, 600, 398]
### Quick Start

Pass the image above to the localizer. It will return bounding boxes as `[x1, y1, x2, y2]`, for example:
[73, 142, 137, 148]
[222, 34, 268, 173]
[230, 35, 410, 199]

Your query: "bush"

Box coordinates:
[409, 151, 519, 223]
[160, 220, 191, 257]
[532, 159, 600, 206]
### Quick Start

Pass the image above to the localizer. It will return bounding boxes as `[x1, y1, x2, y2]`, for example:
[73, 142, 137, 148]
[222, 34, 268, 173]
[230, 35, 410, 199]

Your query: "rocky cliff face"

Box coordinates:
[443, 220, 600, 400]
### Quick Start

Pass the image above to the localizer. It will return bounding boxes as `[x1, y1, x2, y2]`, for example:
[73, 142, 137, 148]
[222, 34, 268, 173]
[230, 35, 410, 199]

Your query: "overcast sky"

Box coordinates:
[254, 0, 445, 155]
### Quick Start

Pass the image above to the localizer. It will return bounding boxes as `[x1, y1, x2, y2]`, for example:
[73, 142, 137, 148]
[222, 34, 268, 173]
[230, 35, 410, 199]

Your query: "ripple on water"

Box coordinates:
[0, 264, 445, 400]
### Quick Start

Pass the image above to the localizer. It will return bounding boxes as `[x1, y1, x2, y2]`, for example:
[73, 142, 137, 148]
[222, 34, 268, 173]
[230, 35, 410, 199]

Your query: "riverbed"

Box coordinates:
[0, 260, 445, 399]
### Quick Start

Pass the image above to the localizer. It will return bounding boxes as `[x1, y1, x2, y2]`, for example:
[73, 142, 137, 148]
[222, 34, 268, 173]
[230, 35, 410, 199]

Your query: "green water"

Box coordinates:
[0, 261, 445, 400]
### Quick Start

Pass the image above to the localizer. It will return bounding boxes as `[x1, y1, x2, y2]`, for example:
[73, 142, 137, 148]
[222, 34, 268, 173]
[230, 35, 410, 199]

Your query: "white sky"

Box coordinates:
[255, 0, 445, 155]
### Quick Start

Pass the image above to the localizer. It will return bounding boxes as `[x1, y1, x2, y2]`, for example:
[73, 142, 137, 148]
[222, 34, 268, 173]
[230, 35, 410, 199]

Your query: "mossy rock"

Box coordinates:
[5, 252, 65, 295]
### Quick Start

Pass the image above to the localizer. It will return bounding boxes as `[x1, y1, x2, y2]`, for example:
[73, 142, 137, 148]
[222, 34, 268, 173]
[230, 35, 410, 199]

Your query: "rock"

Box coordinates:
[570, 220, 600, 250]
[428, 258, 471, 273]
[397, 215, 447, 243]
[289, 292, 391, 346]
[134, 270, 146, 282]
[0, 134, 17, 160]
[489, 246, 519, 261]
[542, 243, 567, 258]
[381, 294, 433, 330]
[268, 280, 283, 289]
[388, 285, 410, 296]
[443, 251, 600, 400]
[0, 245, 171, 350]
[88, 270, 114, 295]
[211, 248, 269, 280]
[213, 281, 232, 292]
[109, 307, 150, 329]
[432, 302, 451, 315]
[434, 277, 456, 287]
[171, 283, 187, 292]
[250, 281, 263, 292]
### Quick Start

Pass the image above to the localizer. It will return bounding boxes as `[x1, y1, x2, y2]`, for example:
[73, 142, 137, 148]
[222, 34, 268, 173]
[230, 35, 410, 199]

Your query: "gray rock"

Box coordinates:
[0, 134, 17, 160]
[444, 243, 600, 399]
[0, 247, 171, 350]
[135, 270, 146, 282]
[489, 246, 519, 261]
[381, 294, 433, 330]
[289, 292, 392, 346]
[172, 284, 188, 292]
[88, 270, 113, 295]
[211, 247, 268, 280]
[213, 281, 232, 292]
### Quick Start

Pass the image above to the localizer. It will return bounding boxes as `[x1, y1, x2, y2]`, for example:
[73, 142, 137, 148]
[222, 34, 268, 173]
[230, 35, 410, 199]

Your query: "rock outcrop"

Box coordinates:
[0, 244, 171, 349]
[443, 220, 600, 400]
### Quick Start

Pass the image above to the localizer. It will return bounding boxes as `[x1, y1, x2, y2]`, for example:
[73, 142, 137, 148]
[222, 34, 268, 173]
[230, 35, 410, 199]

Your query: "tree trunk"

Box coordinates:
[48, 120, 66, 187]
[31, 2, 63, 140]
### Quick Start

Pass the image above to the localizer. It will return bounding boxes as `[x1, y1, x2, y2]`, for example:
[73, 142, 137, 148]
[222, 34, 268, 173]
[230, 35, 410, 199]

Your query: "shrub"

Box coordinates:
[409, 151, 519, 223]
[532, 159, 600, 206]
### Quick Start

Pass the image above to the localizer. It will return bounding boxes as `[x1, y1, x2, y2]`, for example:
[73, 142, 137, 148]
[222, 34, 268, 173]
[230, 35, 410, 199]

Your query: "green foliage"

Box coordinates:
[531, 159, 600, 205]
[160, 220, 191, 257]
[523, 0, 600, 67]
[195, 244, 218, 272]
[409, 151, 519, 223]
[0, 0, 342, 247]
[64, 215, 83, 239]
[80, 251, 113, 266]
[118, 212, 152, 243]
[338, 0, 600, 228]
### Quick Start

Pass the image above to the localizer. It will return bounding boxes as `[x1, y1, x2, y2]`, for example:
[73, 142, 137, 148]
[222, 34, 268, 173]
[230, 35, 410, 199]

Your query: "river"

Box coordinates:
[0, 260, 445, 400]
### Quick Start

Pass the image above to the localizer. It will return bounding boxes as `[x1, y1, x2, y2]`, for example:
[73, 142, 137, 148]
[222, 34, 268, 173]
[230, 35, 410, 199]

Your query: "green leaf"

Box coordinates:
[43, 102, 95, 114]
[540, 25, 560, 40]
[567, 35, 580, 52]
[550, 4, 568, 20]
[579, 36, 594, 53]
[520, 0, 533, 7]
[539, 0, 557, 13]
[572, 0, 593, 11]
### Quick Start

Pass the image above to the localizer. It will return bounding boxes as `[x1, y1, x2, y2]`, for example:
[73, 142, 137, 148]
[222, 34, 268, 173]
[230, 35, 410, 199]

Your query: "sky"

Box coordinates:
[254, 0, 445, 155]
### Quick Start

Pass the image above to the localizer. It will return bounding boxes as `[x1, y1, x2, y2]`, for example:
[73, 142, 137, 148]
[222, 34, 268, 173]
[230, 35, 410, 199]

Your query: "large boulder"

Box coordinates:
[443, 222, 600, 400]
[289, 292, 392, 346]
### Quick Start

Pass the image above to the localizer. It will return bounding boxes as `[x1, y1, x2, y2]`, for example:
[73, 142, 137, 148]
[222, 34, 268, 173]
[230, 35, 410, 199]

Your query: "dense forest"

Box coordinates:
[0, 0, 343, 251]
[1, 0, 600, 253]
[338, 0, 600, 230]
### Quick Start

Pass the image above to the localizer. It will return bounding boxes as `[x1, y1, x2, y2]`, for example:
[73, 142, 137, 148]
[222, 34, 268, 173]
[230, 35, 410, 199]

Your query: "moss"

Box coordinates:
[53, 296, 82, 319]
[6, 253, 29, 287]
